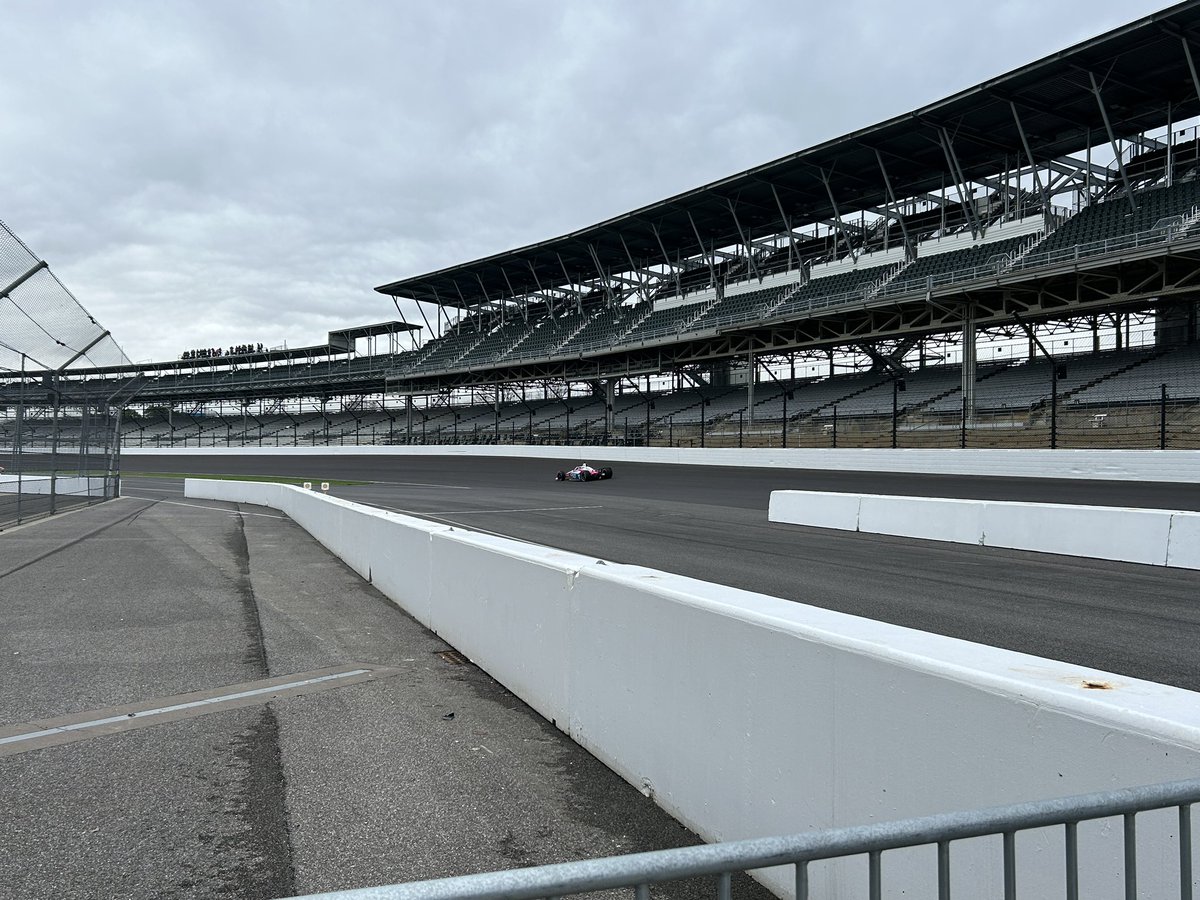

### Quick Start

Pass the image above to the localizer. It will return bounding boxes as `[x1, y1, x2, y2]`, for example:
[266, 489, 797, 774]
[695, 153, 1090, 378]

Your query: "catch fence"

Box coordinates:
[0, 389, 123, 530]
[0, 219, 130, 529]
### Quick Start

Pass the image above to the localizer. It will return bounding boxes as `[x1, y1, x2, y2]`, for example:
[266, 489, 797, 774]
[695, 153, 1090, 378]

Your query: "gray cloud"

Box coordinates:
[0, 0, 1170, 362]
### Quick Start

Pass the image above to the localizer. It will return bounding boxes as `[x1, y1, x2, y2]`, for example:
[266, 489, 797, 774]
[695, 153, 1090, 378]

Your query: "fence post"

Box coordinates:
[832, 405, 838, 448]
[1050, 365, 1058, 450]
[49, 373, 59, 516]
[782, 388, 788, 448]
[700, 402, 706, 448]
[739, 410, 744, 448]
[891, 379, 899, 449]
[669, 415, 674, 447]
[1160, 383, 1168, 450]
[961, 396, 967, 449]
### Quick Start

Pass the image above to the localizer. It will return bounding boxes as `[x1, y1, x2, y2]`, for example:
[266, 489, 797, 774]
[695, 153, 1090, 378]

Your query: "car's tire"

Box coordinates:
[600, 467, 613, 479]
[555, 471, 566, 481]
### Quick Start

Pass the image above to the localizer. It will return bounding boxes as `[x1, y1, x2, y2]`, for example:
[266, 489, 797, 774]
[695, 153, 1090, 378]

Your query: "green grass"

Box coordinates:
[122, 471, 367, 486]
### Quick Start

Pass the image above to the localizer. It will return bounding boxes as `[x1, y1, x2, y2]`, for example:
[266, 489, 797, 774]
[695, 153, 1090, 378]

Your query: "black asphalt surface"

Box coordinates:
[0, 496, 767, 900]
[123, 454, 1200, 692]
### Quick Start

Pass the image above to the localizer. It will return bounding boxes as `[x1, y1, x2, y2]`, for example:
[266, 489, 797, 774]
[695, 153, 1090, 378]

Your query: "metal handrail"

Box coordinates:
[289, 778, 1200, 900]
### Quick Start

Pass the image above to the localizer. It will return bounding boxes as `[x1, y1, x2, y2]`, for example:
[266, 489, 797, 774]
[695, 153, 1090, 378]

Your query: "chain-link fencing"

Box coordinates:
[0, 220, 131, 530]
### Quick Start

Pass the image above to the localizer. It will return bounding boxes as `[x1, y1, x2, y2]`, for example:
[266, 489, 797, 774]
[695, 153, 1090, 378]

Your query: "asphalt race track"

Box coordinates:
[122, 454, 1200, 692]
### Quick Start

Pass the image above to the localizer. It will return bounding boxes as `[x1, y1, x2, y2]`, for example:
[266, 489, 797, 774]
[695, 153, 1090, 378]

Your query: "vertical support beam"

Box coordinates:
[414, 298, 435, 339]
[555, 253, 583, 314]
[938, 127, 981, 238]
[818, 169, 858, 262]
[961, 303, 977, 423]
[747, 348, 755, 425]
[618, 233, 649, 303]
[587, 244, 617, 307]
[1088, 70, 1137, 211]
[650, 223, 682, 299]
[1182, 36, 1200, 122]
[770, 184, 803, 274]
[726, 199, 763, 282]
[605, 379, 615, 436]
[1166, 101, 1174, 188]
[686, 211, 719, 290]
[499, 269, 526, 326]
[526, 261, 551, 319]
[1009, 103, 1046, 207]
[875, 149, 912, 254]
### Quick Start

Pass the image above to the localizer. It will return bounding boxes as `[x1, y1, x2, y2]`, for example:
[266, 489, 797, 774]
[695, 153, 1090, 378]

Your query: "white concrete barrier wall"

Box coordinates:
[769, 490, 1200, 569]
[131, 445, 1200, 484]
[185, 479, 1200, 897]
[0, 474, 108, 496]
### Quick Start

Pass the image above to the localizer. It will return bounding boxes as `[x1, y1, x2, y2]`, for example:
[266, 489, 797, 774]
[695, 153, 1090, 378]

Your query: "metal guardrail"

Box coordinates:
[290, 778, 1200, 900]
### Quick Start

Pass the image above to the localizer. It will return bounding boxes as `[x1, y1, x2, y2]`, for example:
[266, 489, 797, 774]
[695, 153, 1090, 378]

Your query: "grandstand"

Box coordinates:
[3, 2, 1200, 452]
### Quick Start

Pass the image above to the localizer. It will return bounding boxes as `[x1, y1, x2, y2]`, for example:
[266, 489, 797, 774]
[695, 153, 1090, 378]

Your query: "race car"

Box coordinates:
[555, 462, 613, 482]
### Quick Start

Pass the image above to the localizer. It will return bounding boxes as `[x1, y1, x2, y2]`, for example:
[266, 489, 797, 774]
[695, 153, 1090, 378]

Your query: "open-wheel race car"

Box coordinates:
[555, 462, 613, 482]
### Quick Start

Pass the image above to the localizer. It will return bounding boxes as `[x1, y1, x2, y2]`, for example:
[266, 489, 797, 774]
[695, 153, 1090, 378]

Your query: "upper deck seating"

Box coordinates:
[768, 265, 894, 319]
[685, 284, 794, 332]
[881, 236, 1029, 296]
[616, 302, 706, 345]
[1025, 180, 1200, 263]
[556, 303, 642, 356]
[503, 307, 592, 363]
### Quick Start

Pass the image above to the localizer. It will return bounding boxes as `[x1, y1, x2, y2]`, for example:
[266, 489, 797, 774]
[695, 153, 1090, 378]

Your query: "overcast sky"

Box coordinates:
[0, 0, 1176, 363]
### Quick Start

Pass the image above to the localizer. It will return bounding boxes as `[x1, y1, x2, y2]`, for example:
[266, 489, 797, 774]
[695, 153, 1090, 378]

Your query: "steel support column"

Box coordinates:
[938, 127, 982, 238]
[727, 200, 762, 282]
[1182, 36, 1200, 123]
[961, 304, 977, 422]
[875, 149, 913, 253]
[1089, 71, 1137, 211]
[555, 253, 583, 314]
[526, 262, 551, 319]
[651, 224, 683, 299]
[818, 170, 857, 262]
[1009, 103, 1046, 207]
[747, 348, 755, 424]
[770, 184, 805, 275]
[587, 244, 617, 307]
[686, 211, 719, 290]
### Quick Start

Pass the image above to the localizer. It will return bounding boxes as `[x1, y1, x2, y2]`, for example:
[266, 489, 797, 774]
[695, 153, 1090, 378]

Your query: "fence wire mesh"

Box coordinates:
[0, 221, 129, 529]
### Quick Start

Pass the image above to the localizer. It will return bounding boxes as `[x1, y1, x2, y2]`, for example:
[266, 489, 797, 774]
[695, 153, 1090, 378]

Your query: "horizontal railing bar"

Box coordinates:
[288, 779, 1200, 900]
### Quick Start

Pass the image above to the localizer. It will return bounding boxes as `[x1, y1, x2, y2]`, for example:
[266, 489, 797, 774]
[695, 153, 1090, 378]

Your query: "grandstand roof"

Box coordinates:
[331, 321, 420, 340]
[377, 1, 1200, 308]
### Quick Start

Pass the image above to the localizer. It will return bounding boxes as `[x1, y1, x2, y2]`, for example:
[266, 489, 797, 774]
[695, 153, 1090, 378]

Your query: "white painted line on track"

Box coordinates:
[0, 665, 397, 756]
[375, 481, 472, 489]
[420, 504, 605, 516]
[0, 669, 371, 748]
